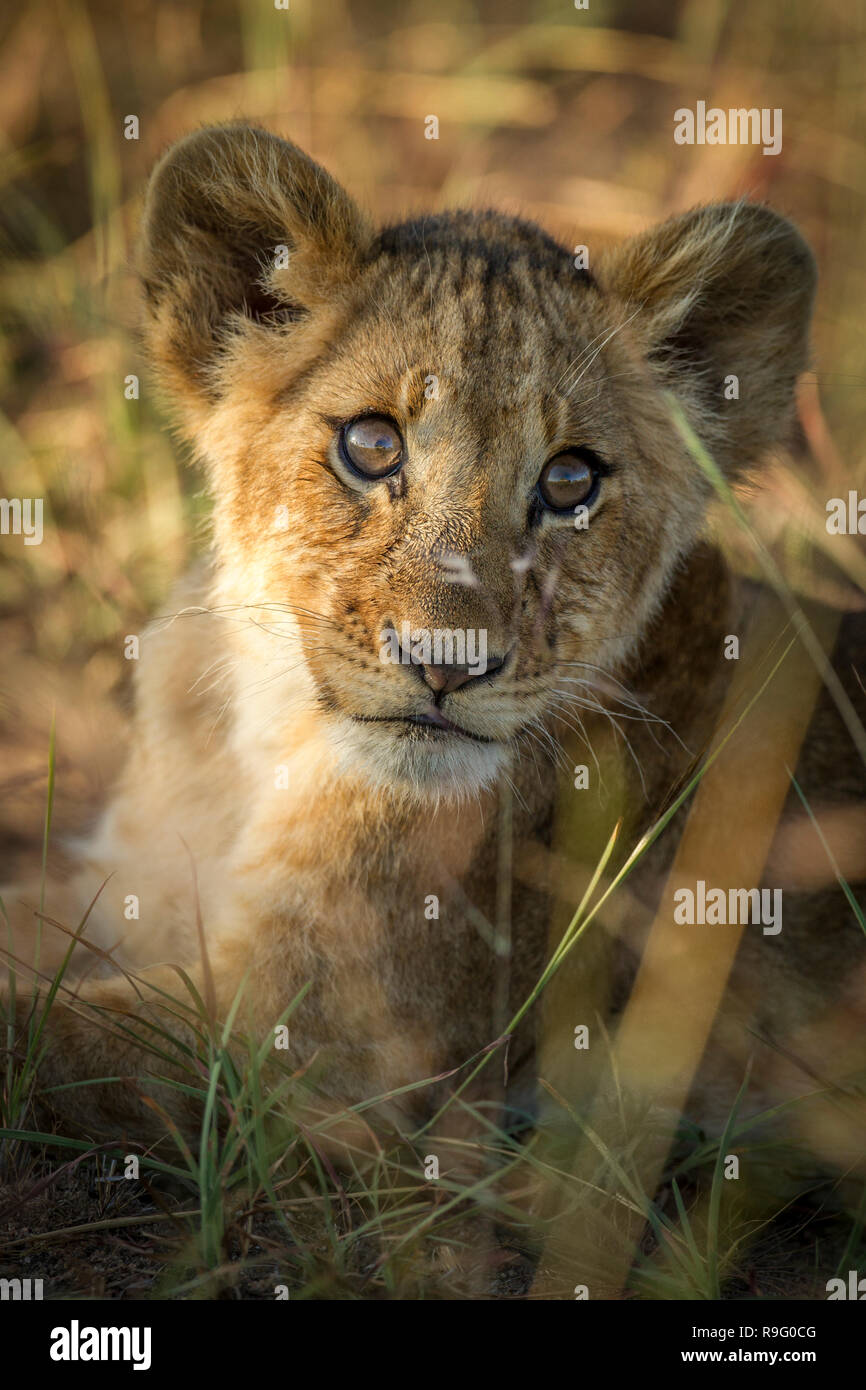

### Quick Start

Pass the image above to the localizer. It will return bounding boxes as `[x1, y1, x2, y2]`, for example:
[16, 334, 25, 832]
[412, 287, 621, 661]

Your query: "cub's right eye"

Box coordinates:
[339, 416, 404, 479]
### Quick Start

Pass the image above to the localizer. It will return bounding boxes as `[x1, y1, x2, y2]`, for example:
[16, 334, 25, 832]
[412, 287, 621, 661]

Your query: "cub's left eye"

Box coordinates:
[339, 415, 404, 479]
[537, 451, 600, 512]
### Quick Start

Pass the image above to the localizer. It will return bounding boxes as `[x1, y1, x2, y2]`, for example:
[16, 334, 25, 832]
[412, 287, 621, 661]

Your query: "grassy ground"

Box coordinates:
[1, 0, 866, 1298]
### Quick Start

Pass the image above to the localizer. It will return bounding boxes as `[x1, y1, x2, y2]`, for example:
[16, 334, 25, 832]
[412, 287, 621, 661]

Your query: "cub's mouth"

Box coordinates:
[351, 711, 497, 744]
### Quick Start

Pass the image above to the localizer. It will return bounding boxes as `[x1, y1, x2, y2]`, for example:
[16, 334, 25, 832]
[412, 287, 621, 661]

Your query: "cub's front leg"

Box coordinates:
[3, 910, 452, 1147]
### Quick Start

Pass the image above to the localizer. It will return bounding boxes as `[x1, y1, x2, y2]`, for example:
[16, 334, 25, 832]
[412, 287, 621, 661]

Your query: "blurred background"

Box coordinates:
[0, 0, 864, 860]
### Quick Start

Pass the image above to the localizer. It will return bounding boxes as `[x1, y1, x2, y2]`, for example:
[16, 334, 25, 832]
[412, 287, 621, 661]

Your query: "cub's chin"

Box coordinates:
[332, 716, 510, 800]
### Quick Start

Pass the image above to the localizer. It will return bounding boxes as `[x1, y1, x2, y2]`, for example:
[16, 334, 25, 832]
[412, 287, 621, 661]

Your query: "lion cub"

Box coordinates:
[4, 124, 864, 1172]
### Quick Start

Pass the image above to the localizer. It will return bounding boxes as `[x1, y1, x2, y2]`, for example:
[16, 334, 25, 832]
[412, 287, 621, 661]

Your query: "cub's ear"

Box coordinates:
[598, 202, 816, 475]
[138, 123, 372, 412]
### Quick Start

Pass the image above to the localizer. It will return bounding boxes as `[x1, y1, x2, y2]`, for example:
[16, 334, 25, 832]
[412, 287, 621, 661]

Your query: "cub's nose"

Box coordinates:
[421, 653, 507, 695]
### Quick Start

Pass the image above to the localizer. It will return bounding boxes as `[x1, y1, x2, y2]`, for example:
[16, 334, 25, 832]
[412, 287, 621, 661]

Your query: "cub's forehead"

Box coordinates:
[367, 209, 593, 281]
[324, 210, 609, 418]
[360, 210, 598, 347]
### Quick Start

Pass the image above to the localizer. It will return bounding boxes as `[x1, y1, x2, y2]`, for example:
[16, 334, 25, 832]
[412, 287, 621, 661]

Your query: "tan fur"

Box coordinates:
[4, 124, 864, 1163]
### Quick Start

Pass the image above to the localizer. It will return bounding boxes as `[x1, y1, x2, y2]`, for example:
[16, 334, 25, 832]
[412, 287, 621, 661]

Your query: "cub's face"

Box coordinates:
[209, 222, 689, 794]
[140, 126, 815, 796]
